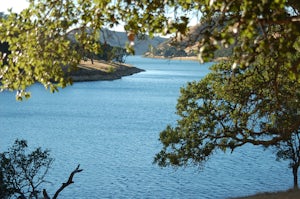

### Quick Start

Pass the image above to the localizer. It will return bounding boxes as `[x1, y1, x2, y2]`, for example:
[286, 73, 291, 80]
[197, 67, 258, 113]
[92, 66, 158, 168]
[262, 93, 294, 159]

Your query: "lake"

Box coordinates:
[0, 56, 293, 198]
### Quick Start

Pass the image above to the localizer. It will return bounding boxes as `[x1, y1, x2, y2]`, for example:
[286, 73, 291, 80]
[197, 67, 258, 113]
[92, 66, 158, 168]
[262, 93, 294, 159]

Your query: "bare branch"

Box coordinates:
[52, 164, 83, 199]
[43, 189, 50, 199]
[258, 16, 300, 25]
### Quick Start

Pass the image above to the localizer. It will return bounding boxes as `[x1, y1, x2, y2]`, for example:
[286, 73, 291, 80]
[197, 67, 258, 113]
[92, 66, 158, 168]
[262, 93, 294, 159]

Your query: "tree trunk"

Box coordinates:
[292, 165, 299, 189]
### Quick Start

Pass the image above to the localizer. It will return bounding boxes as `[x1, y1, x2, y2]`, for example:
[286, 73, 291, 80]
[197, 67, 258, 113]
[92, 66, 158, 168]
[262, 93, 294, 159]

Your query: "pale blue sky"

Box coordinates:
[0, 0, 29, 13]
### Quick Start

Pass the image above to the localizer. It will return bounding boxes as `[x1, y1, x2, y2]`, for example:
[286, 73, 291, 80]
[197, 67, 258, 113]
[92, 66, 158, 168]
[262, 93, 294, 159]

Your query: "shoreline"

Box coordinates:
[143, 55, 229, 62]
[68, 59, 144, 82]
[144, 55, 200, 61]
[231, 188, 300, 199]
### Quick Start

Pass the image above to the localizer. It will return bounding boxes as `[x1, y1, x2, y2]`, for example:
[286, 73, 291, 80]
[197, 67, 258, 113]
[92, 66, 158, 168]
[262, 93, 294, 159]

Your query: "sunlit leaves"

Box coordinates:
[1, 0, 299, 100]
[0, 0, 103, 99]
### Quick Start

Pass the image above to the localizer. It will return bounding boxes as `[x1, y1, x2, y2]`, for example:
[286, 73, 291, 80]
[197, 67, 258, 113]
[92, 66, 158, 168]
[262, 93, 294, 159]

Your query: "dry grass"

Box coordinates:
[69, 59, 143, 82]
[78, 60, 116, 72]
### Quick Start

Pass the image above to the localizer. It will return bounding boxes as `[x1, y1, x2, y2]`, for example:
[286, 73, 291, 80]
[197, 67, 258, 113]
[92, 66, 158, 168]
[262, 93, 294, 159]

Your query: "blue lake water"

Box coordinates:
[0, 56, 294, 198]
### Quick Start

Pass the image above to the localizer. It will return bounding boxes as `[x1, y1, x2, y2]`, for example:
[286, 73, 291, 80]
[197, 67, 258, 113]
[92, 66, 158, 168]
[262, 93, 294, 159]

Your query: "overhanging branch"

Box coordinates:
[258, 16, 300, 25]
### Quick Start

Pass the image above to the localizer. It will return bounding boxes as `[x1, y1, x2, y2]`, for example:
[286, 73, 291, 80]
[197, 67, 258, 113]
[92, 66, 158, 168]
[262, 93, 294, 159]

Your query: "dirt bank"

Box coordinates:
[68, 60, 144, 82]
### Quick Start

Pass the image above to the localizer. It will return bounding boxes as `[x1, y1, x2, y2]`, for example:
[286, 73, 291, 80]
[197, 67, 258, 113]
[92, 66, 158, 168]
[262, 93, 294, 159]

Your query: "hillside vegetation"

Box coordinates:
[99, 29, 166, 55]
[145, 23, 232, 59]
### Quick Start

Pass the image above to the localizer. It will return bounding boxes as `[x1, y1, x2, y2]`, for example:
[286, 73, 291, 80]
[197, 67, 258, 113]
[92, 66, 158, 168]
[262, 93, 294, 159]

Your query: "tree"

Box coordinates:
[96, 0, 300, 189]
[0, 0, 109, 99]
[0, 140, 82, 199]
[161, 46, 187, 58]
[1, 1, 298, 99]
[154, 57, 300, 187]
[0, 139, 53, 198]
[106, 0, 300, 77]
[274, 131, 300, 189]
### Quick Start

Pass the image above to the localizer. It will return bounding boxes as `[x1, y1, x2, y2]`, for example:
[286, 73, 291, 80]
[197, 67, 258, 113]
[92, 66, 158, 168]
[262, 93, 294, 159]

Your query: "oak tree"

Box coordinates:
[0, 140, 83, 199]
[0, 140, 53, 198]
[149, 0, 300, 189]
[274, 131, 300, 189]
[154, 57, 300, 187]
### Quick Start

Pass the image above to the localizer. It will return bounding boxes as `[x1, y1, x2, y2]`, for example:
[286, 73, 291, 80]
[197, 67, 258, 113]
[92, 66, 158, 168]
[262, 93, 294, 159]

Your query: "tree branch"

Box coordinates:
[52, 164, 83, 199]
[43, 189, 50, 199]
[258, 16, 300, 25]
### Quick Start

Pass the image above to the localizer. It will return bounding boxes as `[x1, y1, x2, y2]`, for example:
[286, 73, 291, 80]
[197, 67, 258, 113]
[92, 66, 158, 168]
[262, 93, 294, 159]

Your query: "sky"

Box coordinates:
[0, 0, 29, 13]
[0, 0, 126, 31]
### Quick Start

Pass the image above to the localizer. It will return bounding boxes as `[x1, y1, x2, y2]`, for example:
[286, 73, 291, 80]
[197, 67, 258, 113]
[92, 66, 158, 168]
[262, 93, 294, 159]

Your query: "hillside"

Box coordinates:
[99, 29, 166, 55]
[145, 23, 232, 59]
[67, 28, 166, 55]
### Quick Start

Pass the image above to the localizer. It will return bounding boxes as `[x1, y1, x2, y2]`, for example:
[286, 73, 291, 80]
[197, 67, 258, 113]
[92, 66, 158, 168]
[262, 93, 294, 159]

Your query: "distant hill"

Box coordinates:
[67, 28, 166, 55]
[99, 29, 166, 55]
[146, 23, 232, 59]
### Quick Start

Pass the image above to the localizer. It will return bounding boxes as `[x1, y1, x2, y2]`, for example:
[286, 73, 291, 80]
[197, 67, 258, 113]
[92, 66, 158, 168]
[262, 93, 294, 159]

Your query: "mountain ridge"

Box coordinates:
[99, 29, 167, 55]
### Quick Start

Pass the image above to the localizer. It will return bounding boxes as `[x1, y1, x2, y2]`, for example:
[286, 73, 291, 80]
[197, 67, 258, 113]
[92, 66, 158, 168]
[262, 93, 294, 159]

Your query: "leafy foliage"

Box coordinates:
[0, 139, 53, 198]
[108, 0, 300, 76]
[155, 58, 300, 166]
[273, 131, 300, 188]
[154, 57, 300, 186]
[0, 0, 108, 99]
[152, 46, 187, 58]
[0, 140, 83, 199]
[1, 0, 298, 99]
[91, 43, 128, 63]
[72, 41, 128, 63]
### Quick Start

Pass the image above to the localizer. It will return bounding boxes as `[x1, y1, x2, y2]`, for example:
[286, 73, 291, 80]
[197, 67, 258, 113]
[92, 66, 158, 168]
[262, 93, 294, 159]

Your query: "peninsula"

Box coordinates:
[68, 59, 144, 82]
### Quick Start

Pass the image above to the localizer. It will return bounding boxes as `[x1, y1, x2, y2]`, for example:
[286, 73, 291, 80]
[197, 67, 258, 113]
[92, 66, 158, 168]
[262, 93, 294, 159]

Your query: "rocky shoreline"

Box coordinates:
[68, 60, 144, 82]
